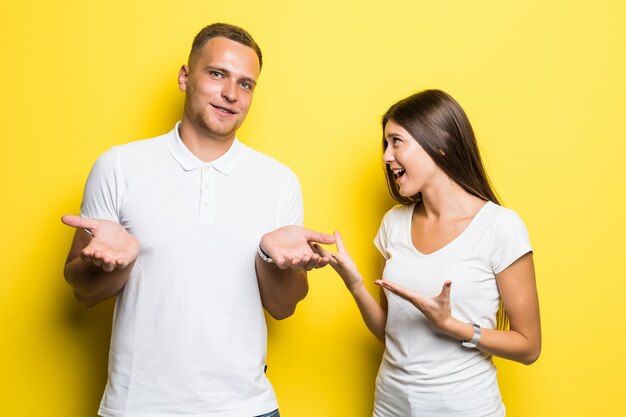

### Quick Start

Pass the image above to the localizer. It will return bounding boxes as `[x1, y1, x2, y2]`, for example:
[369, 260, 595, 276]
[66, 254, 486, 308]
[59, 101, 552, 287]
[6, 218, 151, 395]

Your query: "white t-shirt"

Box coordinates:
[373, 201, 532, 417]
[80, 124, 303, 417]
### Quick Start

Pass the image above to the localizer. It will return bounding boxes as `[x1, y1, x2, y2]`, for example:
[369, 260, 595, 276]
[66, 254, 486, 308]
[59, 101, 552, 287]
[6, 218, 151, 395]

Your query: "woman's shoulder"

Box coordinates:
[483, 202, 525, 223]
[376, 204, 414, 239]
[480, 202, 529, 239]
[382, 203, 414, 222]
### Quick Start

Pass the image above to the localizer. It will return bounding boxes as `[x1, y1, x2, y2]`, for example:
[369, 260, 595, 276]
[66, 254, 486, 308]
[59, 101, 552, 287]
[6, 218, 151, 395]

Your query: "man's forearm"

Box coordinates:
[64, 257, 133, 307]
[255, 256, 308, 320]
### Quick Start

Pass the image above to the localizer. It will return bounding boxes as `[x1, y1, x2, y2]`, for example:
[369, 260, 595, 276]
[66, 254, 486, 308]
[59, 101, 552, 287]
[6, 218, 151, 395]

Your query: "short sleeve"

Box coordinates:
[374, 212, 391, 260]
[275, 169, 304, 227]
[490, 209, 533, 274]
[80, 148, 121, 222]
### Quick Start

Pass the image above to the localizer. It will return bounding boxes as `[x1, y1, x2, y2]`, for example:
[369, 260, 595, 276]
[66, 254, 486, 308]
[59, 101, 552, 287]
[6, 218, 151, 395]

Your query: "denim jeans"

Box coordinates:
[255, 409, 280, 417]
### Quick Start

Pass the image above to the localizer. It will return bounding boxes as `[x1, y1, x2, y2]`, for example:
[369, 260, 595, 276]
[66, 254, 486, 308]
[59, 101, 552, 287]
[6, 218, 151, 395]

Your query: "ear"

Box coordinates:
[178, 65, 190, 92]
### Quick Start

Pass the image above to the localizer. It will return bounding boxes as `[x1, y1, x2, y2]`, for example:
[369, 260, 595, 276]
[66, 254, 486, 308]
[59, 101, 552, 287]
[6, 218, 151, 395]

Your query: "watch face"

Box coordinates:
[461, 340, 477, 348]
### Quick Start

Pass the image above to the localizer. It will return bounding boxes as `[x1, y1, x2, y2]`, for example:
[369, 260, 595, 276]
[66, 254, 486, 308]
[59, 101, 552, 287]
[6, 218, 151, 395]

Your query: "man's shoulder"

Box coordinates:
[89, 131, 172, 177]
[111, 131, 170, 157]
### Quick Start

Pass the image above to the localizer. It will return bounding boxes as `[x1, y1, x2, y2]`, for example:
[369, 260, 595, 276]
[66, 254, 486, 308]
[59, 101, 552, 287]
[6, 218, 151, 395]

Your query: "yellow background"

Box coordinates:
[1, 1, 625, 416]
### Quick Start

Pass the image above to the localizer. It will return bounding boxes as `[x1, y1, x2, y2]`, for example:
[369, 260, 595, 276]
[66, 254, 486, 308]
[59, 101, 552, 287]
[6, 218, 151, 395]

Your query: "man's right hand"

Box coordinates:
[61, 215, 139, 272]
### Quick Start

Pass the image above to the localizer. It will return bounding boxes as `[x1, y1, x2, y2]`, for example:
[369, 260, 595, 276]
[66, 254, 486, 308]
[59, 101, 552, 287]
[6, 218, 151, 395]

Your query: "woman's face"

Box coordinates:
[383, 121, 441, 197]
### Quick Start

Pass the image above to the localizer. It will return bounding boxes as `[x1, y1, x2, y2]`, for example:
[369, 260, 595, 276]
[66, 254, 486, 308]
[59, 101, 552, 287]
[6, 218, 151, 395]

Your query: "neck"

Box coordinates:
[419, 177, 484, 220]
[178, 117, 235, 162]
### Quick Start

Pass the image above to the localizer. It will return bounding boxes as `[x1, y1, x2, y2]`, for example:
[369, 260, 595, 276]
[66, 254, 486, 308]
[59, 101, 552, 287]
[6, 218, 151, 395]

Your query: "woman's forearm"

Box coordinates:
[348, 283, 387, 343]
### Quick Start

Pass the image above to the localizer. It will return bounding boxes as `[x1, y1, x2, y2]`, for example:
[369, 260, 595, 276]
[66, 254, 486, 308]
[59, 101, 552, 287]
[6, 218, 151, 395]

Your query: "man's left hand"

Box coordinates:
[260, 226, 335, 271]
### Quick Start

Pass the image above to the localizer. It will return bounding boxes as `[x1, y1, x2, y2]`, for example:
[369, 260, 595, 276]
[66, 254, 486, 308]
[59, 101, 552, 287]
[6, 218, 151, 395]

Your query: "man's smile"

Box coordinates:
[210, 103, 237, 115]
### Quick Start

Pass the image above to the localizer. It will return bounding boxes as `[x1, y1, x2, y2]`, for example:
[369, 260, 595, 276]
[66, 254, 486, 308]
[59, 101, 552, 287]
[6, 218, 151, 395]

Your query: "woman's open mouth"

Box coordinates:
[392, 168, 405, 179]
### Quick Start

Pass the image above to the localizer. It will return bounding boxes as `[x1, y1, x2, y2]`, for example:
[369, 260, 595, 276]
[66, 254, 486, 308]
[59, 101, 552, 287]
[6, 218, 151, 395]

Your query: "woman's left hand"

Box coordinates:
[376, 279, 455, 334]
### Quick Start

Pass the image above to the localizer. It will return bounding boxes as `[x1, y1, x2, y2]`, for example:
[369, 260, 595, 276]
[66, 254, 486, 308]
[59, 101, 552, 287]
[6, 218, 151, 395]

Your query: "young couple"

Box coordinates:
[62, 23, 540, 417]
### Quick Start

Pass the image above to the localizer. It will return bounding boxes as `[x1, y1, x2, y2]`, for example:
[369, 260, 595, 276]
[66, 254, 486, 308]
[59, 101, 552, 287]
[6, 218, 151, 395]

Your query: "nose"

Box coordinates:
[383, 145, 394, 164]
[222, 80, 238, 103]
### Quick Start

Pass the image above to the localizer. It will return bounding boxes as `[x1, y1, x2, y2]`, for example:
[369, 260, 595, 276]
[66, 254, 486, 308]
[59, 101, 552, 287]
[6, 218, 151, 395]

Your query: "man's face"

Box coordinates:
[179, 36, 261, 142]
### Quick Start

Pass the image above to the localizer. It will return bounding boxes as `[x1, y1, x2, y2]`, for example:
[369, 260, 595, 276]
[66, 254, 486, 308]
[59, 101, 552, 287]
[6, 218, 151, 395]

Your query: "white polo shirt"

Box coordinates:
[80, 123, 303, 417]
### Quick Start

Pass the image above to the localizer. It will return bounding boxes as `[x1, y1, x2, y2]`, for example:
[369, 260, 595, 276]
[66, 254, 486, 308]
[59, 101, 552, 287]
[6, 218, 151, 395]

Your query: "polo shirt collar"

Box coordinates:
[167, 122, 242, 175]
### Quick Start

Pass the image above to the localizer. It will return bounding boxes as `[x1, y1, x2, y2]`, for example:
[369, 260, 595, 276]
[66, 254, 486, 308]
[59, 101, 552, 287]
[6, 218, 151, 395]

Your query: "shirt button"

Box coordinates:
[203, 202, 209, 207]
[203, 183, 210, 189]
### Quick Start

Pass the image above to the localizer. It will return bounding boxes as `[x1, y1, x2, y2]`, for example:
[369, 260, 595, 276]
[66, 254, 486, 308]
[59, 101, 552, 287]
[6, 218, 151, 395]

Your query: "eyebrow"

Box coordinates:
[205, 65, 257, 87]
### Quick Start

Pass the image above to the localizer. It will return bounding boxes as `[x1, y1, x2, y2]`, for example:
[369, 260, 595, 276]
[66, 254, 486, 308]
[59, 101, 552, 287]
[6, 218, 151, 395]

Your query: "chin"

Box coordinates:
[398, 187, 416, 197]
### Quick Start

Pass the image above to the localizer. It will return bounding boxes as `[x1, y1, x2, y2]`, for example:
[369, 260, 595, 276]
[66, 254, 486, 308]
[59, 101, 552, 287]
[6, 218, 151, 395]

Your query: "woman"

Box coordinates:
[314, 90, 541, 416]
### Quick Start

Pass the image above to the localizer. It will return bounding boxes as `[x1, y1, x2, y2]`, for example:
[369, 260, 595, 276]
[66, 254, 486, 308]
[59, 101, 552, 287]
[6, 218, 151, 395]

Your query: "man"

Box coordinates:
[62, 23, 333, 417]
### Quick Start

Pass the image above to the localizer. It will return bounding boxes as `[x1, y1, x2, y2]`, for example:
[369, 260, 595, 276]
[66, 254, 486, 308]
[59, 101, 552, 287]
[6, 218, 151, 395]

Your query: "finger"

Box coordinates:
[102, 260, 116, 272]
[298, 253, 317, 269]
[297, 252, 313, 264]
[439, 280, 452, 299]
[315, 261, 328, 269]
[80, 241, 96, 257]
[315, 257, 330, 268]
[307, 256, 329, 270]
[282, 255, 299, 269]
[333, 232, 353, 259]
[375, 279, 417, 302]
[61, 215, 99, 232]
[333, 231, 346, 252]
[333, 254, 350, 269]
[311, 243, 333, 259]
[91, 250, 109, 268]
[327, 253, 341, 267]
[290, 255, 308, 270]
[273, 256, 290, 270]
[376, 279, 402, 294]
[116, 259, 130, 269]
[305, 229, 336, 245]
[80, 251, 93, 263]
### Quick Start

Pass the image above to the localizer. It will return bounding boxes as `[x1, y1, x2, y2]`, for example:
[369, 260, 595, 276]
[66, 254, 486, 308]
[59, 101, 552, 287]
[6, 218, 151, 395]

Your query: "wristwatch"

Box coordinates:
[461, 324, 481, 348]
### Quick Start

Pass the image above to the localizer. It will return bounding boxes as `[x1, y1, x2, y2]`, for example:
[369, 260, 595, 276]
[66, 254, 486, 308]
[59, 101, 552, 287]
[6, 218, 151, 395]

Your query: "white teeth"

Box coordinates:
[392, 168, 405, 178]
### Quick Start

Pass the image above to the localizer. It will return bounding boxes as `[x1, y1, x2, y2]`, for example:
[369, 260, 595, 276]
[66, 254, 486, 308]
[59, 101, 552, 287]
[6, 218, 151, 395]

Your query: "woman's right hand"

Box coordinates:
[313, 231, 364, 293]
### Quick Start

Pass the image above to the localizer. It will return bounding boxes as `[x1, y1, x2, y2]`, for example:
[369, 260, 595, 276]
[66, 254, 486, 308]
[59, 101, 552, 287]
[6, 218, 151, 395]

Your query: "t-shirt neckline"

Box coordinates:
[406, 201, 493, 257]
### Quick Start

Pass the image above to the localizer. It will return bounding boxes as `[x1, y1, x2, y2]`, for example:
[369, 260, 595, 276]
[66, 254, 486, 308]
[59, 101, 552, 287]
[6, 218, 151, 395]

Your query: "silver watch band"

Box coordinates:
[461, 324, 481, 348]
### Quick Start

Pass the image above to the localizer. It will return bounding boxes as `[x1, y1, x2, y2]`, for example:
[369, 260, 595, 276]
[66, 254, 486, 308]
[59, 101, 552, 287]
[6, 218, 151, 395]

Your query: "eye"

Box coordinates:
[384, 137, 399, 148]
[239, 81, 253, 90]
[209, 70, 224, 79]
